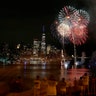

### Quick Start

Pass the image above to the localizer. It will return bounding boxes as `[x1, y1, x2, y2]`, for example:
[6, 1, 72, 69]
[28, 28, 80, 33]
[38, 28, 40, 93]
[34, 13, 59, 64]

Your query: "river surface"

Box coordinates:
[0, 61, 90, 82]
[22, 62, 89, 81]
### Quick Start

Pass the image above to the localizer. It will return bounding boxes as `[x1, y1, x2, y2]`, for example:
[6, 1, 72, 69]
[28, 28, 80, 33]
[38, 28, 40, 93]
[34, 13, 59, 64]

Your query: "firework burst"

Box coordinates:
[50, 20, 70, 44]
[58, 6, 77, 23]
[57, 21, 71, 37]
[69, 9, 90, 45]
[55, 6, 90, 45]
[78, 9, 90, 25]
[69, 24, 88, 45]
[51, 5, 90, 46]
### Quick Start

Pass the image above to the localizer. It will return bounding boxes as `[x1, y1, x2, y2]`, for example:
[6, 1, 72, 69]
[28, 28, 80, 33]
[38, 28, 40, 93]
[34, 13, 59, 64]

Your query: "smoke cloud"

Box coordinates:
[82, 0, 96, 41]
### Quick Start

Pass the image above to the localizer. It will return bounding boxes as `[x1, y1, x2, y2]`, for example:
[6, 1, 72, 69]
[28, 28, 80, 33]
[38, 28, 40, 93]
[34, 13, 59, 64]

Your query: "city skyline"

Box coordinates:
[0, 0, 96, 56]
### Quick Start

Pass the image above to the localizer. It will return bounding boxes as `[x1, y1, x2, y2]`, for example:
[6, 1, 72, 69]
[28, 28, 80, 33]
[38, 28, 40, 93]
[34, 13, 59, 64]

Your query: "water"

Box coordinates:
[0, 61, 89, 83]
[23, 62, 89, 81]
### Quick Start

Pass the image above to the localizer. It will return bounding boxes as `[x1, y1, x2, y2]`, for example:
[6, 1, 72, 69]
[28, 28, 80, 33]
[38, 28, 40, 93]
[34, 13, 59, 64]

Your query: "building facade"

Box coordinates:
[41, 25, 46, 56]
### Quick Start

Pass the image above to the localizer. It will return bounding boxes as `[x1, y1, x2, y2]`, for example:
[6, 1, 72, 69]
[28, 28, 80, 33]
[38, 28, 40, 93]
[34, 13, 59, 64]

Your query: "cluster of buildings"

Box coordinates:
[19, 25, 61, 58]
[0, 26, 62, 65]
[0, 25, 89, 66]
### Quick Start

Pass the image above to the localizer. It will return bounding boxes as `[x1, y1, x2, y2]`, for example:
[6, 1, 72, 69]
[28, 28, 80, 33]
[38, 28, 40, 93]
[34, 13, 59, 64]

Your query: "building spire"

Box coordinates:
[42, 25, 45, 33]
[41, 25, 46, 56]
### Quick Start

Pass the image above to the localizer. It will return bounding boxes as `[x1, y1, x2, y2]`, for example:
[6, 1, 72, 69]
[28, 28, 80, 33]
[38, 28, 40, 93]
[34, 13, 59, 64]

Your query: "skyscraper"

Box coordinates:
[41, 25, 46, 56]
[33, 39, 40, 57]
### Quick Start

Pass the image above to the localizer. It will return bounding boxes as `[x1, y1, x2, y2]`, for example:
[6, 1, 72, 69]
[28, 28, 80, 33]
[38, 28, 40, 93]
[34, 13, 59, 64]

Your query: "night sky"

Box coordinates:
[0, 0, 96, 56]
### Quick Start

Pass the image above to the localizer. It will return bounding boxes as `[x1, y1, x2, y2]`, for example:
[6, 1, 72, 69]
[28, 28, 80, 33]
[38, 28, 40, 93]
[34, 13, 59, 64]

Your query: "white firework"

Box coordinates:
[78, 9, 90, 26]
[58, 6, 77, 23]
[57, 21, 71, 37]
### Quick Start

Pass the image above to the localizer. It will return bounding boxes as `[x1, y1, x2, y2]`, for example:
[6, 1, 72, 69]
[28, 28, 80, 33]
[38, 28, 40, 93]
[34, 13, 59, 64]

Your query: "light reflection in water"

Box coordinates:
[60, 65, 65, 80]
[22, 62, 89, 81]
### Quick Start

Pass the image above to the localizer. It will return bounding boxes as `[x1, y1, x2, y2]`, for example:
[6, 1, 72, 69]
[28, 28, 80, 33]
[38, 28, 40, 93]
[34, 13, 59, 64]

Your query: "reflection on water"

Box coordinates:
[60, 65, 65, 80]
[22, 62, 89, 81]
[67, 68, 89, 80]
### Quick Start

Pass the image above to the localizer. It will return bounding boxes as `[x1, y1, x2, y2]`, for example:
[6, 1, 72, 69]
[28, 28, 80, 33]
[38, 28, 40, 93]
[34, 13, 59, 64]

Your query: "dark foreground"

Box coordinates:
[0, 63, 95, 96]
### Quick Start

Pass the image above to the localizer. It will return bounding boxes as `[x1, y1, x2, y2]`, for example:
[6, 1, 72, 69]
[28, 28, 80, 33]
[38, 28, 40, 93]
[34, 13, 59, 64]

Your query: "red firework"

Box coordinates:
[69, 24, 88, 45]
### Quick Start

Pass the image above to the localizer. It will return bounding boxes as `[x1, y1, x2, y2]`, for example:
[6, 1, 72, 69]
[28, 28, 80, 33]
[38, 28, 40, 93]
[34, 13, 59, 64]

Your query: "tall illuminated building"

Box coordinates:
[41, 25, 46, 56]
[46, 45, 51, 55]
[33, 39, 40, 57]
